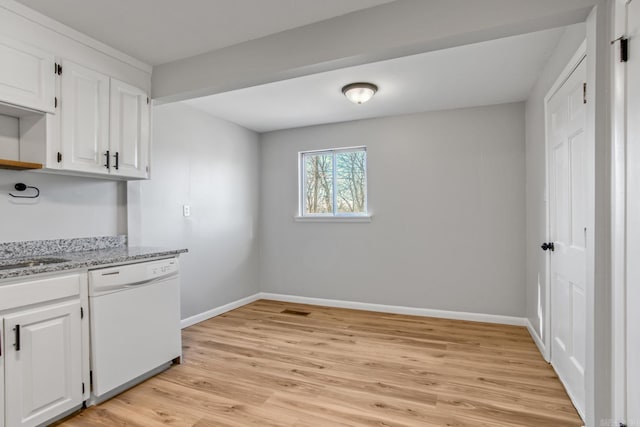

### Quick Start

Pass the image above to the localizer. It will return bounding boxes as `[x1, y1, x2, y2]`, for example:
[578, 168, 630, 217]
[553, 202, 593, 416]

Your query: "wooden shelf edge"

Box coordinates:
[0, 159, 43, 171]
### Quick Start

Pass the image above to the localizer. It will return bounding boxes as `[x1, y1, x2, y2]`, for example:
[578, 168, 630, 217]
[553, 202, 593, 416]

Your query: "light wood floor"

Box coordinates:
[57, 300, 582, 426]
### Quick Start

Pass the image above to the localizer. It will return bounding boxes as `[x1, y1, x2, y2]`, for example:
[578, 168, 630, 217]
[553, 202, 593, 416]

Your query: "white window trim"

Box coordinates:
[294, 214, 372, 223]
[298, 146, 368, 219]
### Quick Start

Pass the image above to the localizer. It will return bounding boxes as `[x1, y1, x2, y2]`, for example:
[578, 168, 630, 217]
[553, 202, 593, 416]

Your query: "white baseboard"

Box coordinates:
[526, 318, 549, 361]
[180, 293, 261, 329]
[181, 292, 528, 329]
[259, 292, 527, 326]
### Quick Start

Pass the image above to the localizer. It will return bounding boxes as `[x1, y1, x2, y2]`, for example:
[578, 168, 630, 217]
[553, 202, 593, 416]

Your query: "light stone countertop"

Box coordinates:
[0, 236, 187, 281]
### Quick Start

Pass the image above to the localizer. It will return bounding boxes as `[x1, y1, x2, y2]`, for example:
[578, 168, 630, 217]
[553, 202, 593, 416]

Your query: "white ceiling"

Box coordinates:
[184, 27, 567, 133]
[15, 0, 396, 65]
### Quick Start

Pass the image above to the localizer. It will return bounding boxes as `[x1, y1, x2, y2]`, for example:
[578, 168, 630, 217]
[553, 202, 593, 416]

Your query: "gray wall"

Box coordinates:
[525, 24, 586, 339]
[0, 169, 126, 243]
[127, 103, 260, 320]
[259, 103, 526, 317]
[1, 112, 126, 243]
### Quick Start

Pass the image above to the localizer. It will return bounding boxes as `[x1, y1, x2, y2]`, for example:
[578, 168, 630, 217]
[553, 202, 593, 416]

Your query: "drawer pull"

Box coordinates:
[102, 271, 120, 276]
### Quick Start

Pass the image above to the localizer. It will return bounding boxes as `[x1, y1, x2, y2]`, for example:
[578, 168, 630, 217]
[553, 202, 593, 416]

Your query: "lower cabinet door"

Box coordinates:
[1, 318, 5, 427]
[4, 300, 82, 427]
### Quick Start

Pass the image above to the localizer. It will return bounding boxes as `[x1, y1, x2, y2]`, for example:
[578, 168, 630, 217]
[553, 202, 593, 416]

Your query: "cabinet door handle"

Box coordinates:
[104, 150, 110, 169]
[113, 152, 119, 170]
[14, 325, 20, 352]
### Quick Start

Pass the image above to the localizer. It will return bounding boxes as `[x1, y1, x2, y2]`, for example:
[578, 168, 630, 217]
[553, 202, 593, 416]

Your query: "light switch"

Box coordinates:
[183, 205, 191, 217]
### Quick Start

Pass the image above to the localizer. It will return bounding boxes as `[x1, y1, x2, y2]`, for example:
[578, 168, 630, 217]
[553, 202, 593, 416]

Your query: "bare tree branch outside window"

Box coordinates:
[301, 148, 367, 216]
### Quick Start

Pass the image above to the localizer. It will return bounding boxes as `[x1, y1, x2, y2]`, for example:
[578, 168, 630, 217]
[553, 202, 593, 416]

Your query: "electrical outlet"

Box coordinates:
[183, 205, 191, 217]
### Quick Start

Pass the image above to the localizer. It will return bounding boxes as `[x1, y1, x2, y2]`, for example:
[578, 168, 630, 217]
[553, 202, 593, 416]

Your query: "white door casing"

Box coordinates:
[625, 0, 640, 424]
[546, 56, 588, 419]
[3, 300, 83, 427]
[60, 60, 110, 174]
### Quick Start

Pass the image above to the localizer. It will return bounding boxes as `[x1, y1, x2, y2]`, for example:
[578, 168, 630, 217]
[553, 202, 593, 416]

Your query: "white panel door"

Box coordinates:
[109, 78, 149, 179]
[4, 300, 83, 427]
[547, 57, 587, 418]
[0, 34, 55, 113]
[626, 0, 640, 423]
[60, 60, 110, 174]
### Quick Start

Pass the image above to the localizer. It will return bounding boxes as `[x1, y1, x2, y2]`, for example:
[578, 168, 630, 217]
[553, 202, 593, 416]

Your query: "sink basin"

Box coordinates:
[0, 257, 70, 271]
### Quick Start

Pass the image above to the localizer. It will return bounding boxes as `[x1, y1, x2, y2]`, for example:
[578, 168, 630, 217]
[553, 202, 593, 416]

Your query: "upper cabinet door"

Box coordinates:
[0, 34, 55, 113]
[109, 78, 149, 179]
[60, 60, 110, 174]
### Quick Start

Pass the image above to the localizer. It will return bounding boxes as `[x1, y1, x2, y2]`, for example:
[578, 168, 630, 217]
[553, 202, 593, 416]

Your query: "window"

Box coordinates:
[299, 146, 368, 218]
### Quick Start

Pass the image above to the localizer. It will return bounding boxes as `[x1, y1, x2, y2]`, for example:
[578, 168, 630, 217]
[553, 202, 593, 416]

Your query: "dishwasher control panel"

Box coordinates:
[89, 258, 179, 296]
[147, 259, 178, 277]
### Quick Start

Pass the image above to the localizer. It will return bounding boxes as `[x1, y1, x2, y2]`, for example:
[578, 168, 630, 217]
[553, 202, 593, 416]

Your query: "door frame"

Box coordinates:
[543, 40, 588, 367]
[612, 0, 638, 425]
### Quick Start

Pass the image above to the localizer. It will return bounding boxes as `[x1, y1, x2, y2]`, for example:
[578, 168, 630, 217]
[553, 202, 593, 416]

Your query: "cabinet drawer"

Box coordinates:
[0, 273, 81, 312]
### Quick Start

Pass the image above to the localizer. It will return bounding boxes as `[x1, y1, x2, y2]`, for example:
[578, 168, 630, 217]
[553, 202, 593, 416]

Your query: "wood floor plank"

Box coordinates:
[56, 300, 582, 426]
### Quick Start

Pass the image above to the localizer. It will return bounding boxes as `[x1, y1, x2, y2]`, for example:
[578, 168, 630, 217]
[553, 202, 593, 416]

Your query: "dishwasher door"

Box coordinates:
[89, 258, 182, 398]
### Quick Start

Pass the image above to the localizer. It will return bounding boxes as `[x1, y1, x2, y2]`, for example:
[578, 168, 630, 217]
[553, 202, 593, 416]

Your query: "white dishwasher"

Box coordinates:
[88, 257, 182, 403]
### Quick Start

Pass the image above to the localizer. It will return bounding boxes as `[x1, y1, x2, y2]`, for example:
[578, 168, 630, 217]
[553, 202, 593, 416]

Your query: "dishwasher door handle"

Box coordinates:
[123, 274, 177, 289]
[92, 274, 178, 295]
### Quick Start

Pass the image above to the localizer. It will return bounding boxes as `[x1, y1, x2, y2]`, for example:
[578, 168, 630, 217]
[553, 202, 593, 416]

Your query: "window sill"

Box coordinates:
[294, 215, 372, 223]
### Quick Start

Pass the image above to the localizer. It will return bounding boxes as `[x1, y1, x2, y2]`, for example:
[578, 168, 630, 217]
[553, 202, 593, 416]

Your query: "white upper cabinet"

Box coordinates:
[0, 34, 55, 113]
[57, 62, 150, 179]
[0, 4, 151, 180]
[60, 60, 110, 174]
[109, 78, 149, 179]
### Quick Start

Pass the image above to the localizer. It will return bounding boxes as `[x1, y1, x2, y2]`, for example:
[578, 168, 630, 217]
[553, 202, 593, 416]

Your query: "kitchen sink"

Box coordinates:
[0, 257, 70, 271]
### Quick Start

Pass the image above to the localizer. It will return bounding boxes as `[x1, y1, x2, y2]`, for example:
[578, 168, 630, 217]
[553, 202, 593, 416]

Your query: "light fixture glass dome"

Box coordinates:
[342, 82, 378, 104]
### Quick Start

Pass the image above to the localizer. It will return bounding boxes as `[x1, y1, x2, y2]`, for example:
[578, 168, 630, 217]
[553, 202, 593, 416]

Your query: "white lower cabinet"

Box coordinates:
[0, 273, 86, 427]
[3, 301, 82, 427]
[0, 320, 4, 427]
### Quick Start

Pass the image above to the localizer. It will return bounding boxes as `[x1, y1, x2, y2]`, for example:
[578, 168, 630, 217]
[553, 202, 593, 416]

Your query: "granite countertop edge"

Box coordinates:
[0, 247, 188, 281]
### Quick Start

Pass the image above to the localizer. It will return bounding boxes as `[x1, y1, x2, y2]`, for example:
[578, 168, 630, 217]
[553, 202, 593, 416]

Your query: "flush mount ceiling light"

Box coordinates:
[342, 82, 378, 104]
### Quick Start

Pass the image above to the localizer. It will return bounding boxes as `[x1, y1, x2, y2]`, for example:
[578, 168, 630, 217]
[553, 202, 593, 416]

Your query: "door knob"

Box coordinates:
[541, 242, 555, 252]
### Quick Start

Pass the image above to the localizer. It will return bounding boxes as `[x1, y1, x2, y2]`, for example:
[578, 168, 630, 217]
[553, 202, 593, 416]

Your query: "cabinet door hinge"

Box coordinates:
[80, 306, 84, 319]
[57, 63, 62, 75]
[54, 97, 57, 108]
[82, 382, 85, 394]
[57, 152, 62, 163]
[583, 83, 587, 104]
